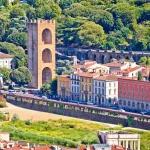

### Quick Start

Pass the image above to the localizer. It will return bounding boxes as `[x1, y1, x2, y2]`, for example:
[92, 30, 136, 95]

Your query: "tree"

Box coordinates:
[26, 0, 36, 6]
[2, 0, 9, 6]
[50, 78, 57, 95]
[0, 67, 11, 82]
[10, 7, 24, 19]
[10, 66, 32, 86]
[137, 71, 143, 80]
[77, 21, 105, 47]
[0, 15, 8, 41]
[90, 10, 114, 31]
[40, 83, 51, 95]
[148, 72, 150, 82]
[26, 7, 36, 20]
[6, 32, 27, 49]
[0, 42, 27, 68]
[139, 56, 147, 66]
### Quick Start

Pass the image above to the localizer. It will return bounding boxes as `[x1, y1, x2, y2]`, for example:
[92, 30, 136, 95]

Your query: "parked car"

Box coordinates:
[9, 90, 16, 95]
[87, 102, 94, 105]
[118, 109, 126, 112]
[42, 96, 47, 100]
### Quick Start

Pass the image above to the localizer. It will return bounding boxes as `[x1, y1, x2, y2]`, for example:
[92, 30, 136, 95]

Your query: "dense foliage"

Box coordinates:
[10, 66, 32, 86]
[40, 77, 57, 95]
[0, 0, 149, 52]
[1, 119, 150, 149]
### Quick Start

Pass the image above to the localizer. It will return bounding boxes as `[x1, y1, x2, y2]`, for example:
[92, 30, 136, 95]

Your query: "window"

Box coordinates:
[102, 82, 104, 87]
[114, 89, 116, 95]
[146, 87, 148, 92]
[109, 83, 111, 87]
[133, 86, 134, 91]
[95, 88, 97, 94]
[128, 85, 130, 90]
[95, 81, 97, 86]
[114, 83, 116, 87]
[132, 94, 134, 100]
[85, 85, 87, 91]
[89, 86, 91, 92]
[102, 89, 104, 95]
[109, 89, 111, 95]
[142, 87, 144, 92]
[102, 97, 104, 103]
[99, 82, 101, 87]
[109, 98, 111, 104]
[82, 85, 84, 91]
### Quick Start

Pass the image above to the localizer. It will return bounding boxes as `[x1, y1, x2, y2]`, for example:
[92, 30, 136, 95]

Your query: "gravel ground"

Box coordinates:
[0, 102, 118, 127]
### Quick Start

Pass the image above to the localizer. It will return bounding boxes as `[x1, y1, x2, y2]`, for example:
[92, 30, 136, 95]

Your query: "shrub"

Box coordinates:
[11, 113, 20, 122]
[0, 112, 7, 121]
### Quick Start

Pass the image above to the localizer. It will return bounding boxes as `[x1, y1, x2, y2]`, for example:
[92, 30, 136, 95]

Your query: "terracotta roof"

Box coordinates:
[0, 52, 14, 58]
[84, 60, 95, 63]
[0, 132, 9, 134]
[57, 74, 70, 78]
[119, 66, 142, 73]
[104, 61, 125, 67]
[73, 63, 96, 69]
[78, 72, 99, 77]
[94, 75, 119, 81]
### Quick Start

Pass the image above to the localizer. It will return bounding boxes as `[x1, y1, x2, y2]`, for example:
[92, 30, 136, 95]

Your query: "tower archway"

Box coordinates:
[42, 67, 52, 84]
[42, 29, 52, 44]
[42, 49, 52, 63]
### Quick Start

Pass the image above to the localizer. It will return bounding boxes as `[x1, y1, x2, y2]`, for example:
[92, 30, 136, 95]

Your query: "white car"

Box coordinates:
[42, 96, 47, 100]
[119, 109, 126, 112]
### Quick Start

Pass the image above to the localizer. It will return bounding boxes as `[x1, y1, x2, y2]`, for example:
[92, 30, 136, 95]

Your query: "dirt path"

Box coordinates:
[0, 102, 118, 127]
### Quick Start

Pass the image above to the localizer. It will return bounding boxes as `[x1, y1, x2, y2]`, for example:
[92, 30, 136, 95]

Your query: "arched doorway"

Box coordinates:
[42, 49, 52, 63]
[141, 103, 144, 110]
[42, 29, 52, 44]
[42, 67, 52, 84]
[93, 54, 96, 61]
[146, 104, 149, 110]
[101, 55, 104, 64]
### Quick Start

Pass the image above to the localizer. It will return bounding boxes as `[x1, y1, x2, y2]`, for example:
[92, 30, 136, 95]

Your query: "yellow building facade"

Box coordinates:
[79, 72, 98, 102]
[57, 75, 71, 100]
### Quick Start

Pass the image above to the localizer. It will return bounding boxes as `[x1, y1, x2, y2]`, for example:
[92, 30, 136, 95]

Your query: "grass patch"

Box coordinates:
[0, 119, 120, 147]
[0, 119, 149, 149]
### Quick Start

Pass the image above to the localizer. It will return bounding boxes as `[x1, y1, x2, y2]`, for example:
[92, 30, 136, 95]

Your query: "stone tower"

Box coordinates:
[27, 20, 56, 89]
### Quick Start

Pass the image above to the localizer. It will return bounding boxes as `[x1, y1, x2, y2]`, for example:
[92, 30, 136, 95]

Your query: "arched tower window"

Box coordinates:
[42, 29, 52, 44]
[42, 67, 52, 84]
[42, 49, 52, 63]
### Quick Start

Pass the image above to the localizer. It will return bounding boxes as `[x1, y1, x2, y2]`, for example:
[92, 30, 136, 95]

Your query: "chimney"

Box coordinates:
[72, 56, 77, 66]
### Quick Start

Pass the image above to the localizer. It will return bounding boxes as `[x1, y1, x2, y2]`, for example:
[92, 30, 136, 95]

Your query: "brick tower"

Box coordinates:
[27, 20, 56, 89]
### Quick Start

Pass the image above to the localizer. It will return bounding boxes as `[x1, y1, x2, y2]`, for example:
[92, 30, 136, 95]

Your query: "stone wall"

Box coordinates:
[7, 98, 150, 130]
[56, 48, 150, 63]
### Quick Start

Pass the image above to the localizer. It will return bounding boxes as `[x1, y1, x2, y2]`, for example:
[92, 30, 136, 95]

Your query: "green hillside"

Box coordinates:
[0, 0, 150, 52]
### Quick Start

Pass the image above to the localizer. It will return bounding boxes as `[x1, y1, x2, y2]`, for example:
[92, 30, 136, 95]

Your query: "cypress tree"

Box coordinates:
[137, 71, 143, 81]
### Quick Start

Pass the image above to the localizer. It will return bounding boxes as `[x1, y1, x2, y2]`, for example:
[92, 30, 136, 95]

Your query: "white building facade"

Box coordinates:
[93, 75, 118, 106]
[98, 131, 140, 150]
[0, 52, 14, 69]
[70, 74, 80, 101]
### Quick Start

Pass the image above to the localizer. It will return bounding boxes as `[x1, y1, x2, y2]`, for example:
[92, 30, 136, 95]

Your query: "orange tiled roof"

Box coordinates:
[104, 61, 125, 67]
[0, 52, 14, 58]
[78, 72, 99, 77]
[94, 75, 118, 81]
[57, 74, 70, 78]
[119, 66, 141, 73]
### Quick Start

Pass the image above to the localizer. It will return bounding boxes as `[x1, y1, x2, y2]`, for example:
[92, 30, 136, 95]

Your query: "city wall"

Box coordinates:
[6, 95, 150, 130]
[56, 48, 150, 63]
